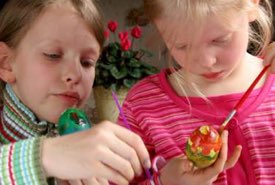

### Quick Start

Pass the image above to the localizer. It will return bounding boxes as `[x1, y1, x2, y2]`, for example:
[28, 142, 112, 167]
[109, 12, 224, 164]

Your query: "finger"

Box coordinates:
[82, 178, 99, 185]
[68, 180, 83, 185]
[224, 145, 242, 170]
[262, 42, 275, 59]
[108, 134, 143, 176]
[175, 155, 194, 172]
[82, 179, 95, 185]
[263, 50, 275, 71]
[96, 178, 109, 185]
[95, 161, 129, 185]
[181, 159, 193, 172]
[263, 43, 275, 69]
[100, 147, 135, 181]
[204, 130, 228, 178]
[56, 179, 70, 185]
[109, 122, 151, 169]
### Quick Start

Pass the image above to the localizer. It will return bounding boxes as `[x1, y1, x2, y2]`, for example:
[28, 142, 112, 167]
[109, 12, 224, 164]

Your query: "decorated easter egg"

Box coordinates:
[185, 125, 222, 168]
[58, 108, 91, 135]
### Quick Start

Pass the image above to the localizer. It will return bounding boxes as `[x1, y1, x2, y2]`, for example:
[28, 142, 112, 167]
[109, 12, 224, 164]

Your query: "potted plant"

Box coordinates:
[93, 20, 159, 121]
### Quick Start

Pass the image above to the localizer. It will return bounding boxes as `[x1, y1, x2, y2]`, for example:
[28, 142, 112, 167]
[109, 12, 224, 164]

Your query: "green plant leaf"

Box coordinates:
[98, 63, 115, 70]
[94, 26, 159, 91]
[129, 68, 142, 78]
[110, 66, 128, 79]
[108, 43, 120, 56]
[102, 70, 109, 78]
[106, 55, 117, 63]
[122, 50, 134, 59]
[144, 66, 159, 75]
[123, 79, 136, 88]
[109, 42, 120, 50]
[140, 62, 159, 74]
[128, 58, 141, 67]
[110, 83, 119, 91]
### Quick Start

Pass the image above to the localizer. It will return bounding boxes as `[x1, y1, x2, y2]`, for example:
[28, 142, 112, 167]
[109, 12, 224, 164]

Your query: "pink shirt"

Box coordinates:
[119, 69, 275, 185]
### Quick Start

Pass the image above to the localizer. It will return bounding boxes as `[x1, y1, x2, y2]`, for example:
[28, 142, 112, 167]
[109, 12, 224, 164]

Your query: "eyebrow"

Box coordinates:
[82, 47, 100, 57]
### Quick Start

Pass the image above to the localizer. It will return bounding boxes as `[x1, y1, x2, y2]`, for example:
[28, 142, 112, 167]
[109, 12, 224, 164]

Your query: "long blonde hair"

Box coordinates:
[0, 0, 105, 106]
[144, 0, 272, 55]
[144, 0, 273, 101]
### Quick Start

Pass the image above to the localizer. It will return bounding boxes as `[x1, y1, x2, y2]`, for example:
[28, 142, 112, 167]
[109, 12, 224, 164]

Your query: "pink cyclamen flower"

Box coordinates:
[104, 29, 110, 39]
[131, 26, 142, 39]
[120, 39, 132, 51]
[107, 20, 118, 32]
[118, 31, 129, 42]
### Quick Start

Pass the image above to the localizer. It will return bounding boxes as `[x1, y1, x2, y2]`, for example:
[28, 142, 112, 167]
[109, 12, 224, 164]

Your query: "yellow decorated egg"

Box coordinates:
[185, 125, 222, 168]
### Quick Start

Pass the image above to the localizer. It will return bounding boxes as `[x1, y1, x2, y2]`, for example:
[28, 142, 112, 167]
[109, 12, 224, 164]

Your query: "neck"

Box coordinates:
[0, 84, 57, 144]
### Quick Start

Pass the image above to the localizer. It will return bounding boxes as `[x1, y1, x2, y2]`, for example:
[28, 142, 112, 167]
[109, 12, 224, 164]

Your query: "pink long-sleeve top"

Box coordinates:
[118, 69, 275, 185]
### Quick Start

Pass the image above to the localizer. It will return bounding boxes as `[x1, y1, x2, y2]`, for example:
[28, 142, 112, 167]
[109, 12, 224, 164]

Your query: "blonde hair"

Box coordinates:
[0, 0, 105, 106]
[144, 0, 272, 55]
[144, 0, 273, 101]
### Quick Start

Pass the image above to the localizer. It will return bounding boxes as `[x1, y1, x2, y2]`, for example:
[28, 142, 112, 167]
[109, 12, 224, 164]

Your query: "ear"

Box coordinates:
[248, 0, 260, 22]
[0, 42, 16, 84]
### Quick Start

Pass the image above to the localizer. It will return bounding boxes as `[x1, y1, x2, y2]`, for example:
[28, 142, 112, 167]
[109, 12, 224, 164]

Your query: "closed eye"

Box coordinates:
[175, 44, 187, 50]
[213, 38, 229, 44]
[81, 59, 96, 68]
[43, 53, 61, 60]
[212, 34, 232, 45]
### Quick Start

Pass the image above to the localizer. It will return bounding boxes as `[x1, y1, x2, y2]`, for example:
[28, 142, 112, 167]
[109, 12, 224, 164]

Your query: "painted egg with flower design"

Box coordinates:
[185, 125, 222, 168]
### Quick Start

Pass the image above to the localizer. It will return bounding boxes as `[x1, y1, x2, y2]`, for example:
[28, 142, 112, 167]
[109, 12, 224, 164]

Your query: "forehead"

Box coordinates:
[155, 10, 244, 44]
[18, 4, 99, 48]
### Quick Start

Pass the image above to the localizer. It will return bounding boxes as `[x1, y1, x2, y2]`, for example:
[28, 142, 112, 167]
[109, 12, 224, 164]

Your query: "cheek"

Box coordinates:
[170, 50, 187, 67]
[222, 44, 247, 67]
[219, 34, 249, 67]
[82, 71, 95, 95]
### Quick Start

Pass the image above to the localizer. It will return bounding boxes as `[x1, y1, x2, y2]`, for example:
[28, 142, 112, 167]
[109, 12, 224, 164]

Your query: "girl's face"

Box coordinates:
[9, 4, 100, 123]
[156, 11, 251, 84]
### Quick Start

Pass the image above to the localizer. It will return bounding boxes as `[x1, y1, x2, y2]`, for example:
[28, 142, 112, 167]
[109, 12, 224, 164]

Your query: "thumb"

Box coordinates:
[224, 145, 242, 170]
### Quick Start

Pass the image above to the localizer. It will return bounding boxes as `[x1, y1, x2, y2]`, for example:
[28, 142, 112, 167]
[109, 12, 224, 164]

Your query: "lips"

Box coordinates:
[202, 71, 223, 79]
[56, 91, 80, 105]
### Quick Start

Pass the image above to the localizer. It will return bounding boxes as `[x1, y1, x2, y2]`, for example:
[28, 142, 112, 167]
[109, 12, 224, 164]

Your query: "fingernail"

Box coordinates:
[137, 169, 142, 176]
[222, 130, 228, 138]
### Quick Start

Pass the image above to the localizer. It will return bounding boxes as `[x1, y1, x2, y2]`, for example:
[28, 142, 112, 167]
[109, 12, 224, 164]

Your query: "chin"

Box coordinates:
[42, 111, 64, 124]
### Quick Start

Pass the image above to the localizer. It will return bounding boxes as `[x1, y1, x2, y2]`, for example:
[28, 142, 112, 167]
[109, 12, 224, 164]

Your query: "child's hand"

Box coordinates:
[159, 131, 242, 185]
[42, 121, 151, 185]
[158, 155, 193, 185]
[57, 178, 109, 185]
[263, 42, 275, 73]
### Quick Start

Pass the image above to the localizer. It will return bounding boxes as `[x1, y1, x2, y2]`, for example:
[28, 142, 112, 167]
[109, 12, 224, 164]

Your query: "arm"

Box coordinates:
[42, 121, 151, 185]
[0, 137, 47, 185]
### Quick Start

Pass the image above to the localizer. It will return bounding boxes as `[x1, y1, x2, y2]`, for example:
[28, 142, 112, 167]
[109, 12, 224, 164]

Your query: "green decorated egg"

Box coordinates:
[58, 108, 91, 135]
[185, 125, 222, 168]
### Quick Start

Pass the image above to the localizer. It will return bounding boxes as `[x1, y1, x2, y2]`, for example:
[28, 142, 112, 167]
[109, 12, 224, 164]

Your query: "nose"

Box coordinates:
[191, 47, 216, 68]
[62, 59, 82, 86]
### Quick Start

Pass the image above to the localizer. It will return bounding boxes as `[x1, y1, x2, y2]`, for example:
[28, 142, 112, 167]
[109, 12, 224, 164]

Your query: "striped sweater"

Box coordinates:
[0, 84, 57, 185]
[119, 69, 275, 185]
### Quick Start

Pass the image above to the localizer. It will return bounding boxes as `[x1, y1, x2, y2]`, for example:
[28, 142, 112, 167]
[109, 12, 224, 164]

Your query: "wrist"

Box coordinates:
[41, 137, 55, 177]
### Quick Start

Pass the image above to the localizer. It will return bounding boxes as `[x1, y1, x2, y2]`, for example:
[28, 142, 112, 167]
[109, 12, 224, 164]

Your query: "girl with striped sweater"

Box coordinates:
[0, 0, 151, 185]
[119, 0, 275, 184]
